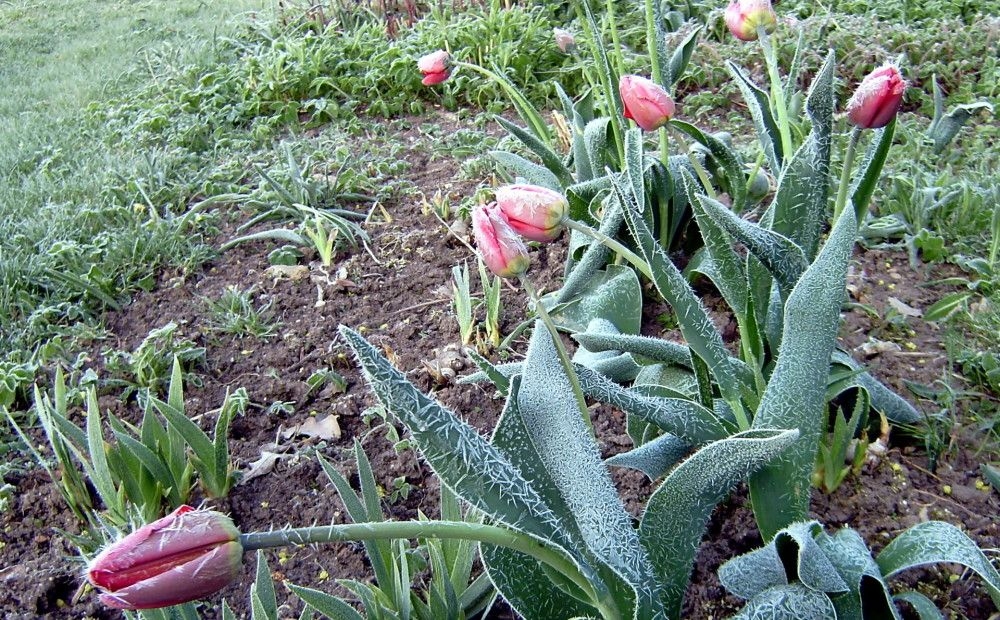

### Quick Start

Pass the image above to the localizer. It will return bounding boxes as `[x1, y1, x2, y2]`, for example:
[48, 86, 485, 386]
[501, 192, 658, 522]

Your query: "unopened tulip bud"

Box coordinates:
[87, 506, 243, 610]
[724, 0, 777, 42]
[418, 50, 451, 86]
[553, 28, 576, 53]
[495, 184, 568, 242]
[472, 204, 530, 278]
[619, 75, 675, 132]
[845, 64, 906, 129]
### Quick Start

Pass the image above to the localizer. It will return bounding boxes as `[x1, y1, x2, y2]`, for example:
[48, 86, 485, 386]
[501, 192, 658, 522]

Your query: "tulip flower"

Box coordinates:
[495, 184, 568, 243]
[845, 64, 906, 129]
[724, 0, 777, 42]
[87, 505, 243, 610]
[619, 75, 675, 132]
[553, 28, 576, 53]
[472, 203, 530, 278]
[417, 50, 451, 86]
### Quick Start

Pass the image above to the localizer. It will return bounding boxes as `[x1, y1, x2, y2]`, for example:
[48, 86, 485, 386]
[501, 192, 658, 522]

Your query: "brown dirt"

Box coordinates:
[1, 109, 997, 619]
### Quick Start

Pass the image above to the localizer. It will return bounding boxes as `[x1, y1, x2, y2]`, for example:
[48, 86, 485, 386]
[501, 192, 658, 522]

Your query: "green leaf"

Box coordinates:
[605, 433, 690, 480]
[685, 178, 748, 318]
[982, 463, 1000, 492]
[517, 323, 664, 617]
[287, 583, 364, 620]
[338, 326, 573, 546]
[85, 388, 120, 516]
[731, 583, 836, 619]
[666, 26, 701, 87]
[490, 151, 561, 190]
[750, 206, 856, 540]
[583, 117, 611, 181]
[923, 290, 973, 321]
[250, 550, 279, 620]
[220, 228, 308, 252]
[894, 591, 944, 620]
[728, 62, 783, 173]
[640, 428, 799, 617]
[670, 120, 747, 211]
[615, 174, 753, 401]
[547, 264, 643, 334]
[495, 116, 573, 188]
[572, 331, 691, 368]
[153, 398, 217, 485]
[830, 351, 920, 424]
[768, 51, 835, 261]
[876, 521, 1000, 608]
[816, 527, 899, 620]
[557, 197, 623, 304]
[850, 118, 896, 222]
[928, 99, 993, 154]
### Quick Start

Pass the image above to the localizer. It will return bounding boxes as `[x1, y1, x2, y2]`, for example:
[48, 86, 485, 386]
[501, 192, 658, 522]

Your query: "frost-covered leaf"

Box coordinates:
[876, 521, 1000, 607]
[728, 62, 783, 173]
[730, 583, 836, 620]
[557, 197, 624, 304]
[639, 428, 799, 617]
[893, 591, 944, 620]
[606, 433, 690, 481]
[849, 118, 896, 221]
[816, 527, 899, 620]
[572, 331, 691, 368]
[490, 151, 561, 189]
[547, 264, 642, 334]
[749, 206, 856, 540]
[287, 583, 364, 620]
[830, 351, 920, 424]
[518, 323, 666, 618]
[670, 120, 747, 211]
[685, 175, 748, 318]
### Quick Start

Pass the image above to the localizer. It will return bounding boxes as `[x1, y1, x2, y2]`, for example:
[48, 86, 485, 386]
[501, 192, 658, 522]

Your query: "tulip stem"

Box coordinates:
[833, 126, 863, 222]
[240, 520, 612, 616]
[670, 126, 716, 201]
[758, 27, 794, 167]
[519, 275, 594, 435]
[563, 219, 653, 281]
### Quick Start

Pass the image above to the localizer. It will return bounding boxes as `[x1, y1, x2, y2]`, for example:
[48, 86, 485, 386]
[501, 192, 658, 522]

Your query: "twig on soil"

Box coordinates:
[390, 298, 451, 315]
[912, 488, 982, 518]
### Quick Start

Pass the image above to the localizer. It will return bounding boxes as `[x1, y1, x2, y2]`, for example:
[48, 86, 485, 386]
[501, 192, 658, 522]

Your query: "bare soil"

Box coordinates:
[2, 109, 997, 619]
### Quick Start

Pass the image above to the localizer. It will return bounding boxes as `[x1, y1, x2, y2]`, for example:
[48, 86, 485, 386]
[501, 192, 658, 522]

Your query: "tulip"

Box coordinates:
[417, 50, 451, 86]
[845, 64, 906, 129]
[619, 75, 675, 132]
[87, 505, 243, 610]
[495, 184, 568, 243]
[553, 28, 576, 53]
[472, 203, 530, 278]
[724, 0, 777, 42]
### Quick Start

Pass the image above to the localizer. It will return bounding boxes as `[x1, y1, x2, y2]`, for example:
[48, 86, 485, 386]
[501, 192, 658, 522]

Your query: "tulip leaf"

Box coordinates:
[483, 374, 606, 620]
[490, 151, 561, 190]
[731, 583, 837, 620]
[557, 196, 623, 303]
[518, 322, 666, 618]
[749, 206, 856, 541]
[615, 173, 753, 401]
[494, 116, 573, 187]
[606, 432, 690, 480]
[684, 175, 748, 318]
[548, 263, 642, 334]
[671, 119, 747, 211]
[693, 191, 808, 296]
[338, 326, 576, 549]
[876, 521, 1000, 607]
[572, 330, 691, 368]
[639, 428, 800, 617]
[666, 25, 701, 87]
[816, 527, 898, 620]
[251, 550, 279, 620]
[583, 117, 611, 180]
[768, 50, 835, 261]
[287, 583, 365, 620]
[728, 61, 783, 173]
[849, 117, 896, 223]
[830, 351, 920, 424]
[893, 591, 944, 620]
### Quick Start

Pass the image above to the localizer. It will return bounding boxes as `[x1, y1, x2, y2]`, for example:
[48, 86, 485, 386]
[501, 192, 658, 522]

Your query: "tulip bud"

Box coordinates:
[495, 184, 568, 243]
[619, 75, 675, 132]
[87, 505, 243, 610]
[724, 0, 777, 42]
[472, 204, 530, 278]
[417, 50, 451, 86]
[845, 64, 906, 129]
[553, 28, 576, 53]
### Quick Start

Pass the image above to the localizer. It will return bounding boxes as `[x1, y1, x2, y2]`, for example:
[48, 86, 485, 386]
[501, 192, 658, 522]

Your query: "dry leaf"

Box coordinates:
[282, 414, 342, 441]
[240, 450, 285, 485]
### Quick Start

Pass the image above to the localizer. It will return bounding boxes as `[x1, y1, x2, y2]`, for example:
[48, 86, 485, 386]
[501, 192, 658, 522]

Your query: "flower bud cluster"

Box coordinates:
[472, 185, 568, 278]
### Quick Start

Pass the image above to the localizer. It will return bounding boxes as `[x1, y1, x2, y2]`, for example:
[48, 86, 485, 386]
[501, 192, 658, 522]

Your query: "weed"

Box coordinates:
[204, 286, 281, 339]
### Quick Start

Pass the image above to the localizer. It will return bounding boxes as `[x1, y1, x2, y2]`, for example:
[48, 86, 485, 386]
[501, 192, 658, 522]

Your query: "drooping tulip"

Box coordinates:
[495, 184, 568, 243]
[724, 0, 777, 42]
[553, 28, 576, 53]
[417, 50, 451, 86]
[619, 75, 675, 132]
[472, 203, 530, 278]
[87, 505, 243, 610]
[845, 64, 906, 129]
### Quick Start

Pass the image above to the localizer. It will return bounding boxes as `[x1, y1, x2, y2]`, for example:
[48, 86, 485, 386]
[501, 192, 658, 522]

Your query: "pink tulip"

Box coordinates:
[418, 50, 451, 86]
[495, 184, 568, 242]
[845, 64, 907, 129]
[553, 28, 576, 53]
[619, 75, 676, 132]
[472, 203, 530, 278]
[87, 505, 243, 610]
[724, 0, 777, 42]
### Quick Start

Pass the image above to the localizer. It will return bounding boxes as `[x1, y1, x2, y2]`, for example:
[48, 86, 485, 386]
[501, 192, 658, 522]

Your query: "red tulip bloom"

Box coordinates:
[472, 203, 530, 278]
[845, 64, 907, 129]
[418, 50, 451, 86]
[495, 184, 568, 242]
[619, 75, 675, 132]
[87, 506, 243, 610]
